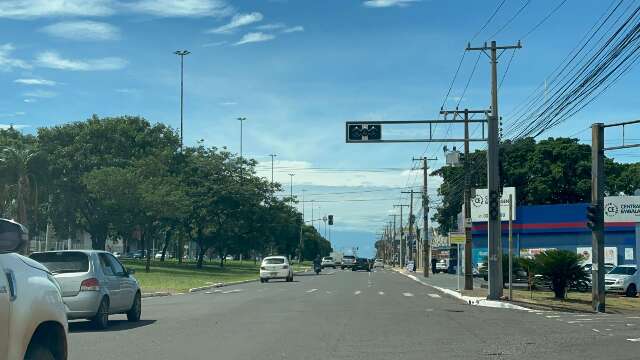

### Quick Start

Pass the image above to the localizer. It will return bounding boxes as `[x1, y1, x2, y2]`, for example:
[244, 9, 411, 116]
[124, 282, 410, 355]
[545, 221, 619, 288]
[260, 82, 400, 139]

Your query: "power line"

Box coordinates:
[520, 0, 569, 40]
[488, 0, 533, 40]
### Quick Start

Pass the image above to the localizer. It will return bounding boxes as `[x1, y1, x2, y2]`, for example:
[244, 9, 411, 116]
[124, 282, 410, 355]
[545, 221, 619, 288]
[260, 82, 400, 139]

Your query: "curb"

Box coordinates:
[141, 292, 171, 298]
[391, 268, 531, 311]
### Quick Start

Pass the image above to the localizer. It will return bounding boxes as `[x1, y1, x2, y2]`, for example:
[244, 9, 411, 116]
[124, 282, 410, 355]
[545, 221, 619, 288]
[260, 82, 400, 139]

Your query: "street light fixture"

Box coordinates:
[174, 50, 190, 149]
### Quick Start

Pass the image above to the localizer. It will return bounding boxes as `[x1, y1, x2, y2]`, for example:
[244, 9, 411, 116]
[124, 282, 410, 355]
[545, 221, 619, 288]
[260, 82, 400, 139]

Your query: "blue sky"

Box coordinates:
[1, 0, 639, 257]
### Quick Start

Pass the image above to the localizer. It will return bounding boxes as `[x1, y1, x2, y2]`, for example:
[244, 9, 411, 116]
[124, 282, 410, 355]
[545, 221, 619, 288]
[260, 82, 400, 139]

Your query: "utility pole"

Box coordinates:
[389, 214, 398, 266]
[269, 153, 277, 184]
[413, 157, 437, 277]
[288, 173, 295, 207]
[401, 190, 417, 263]
[174, 50, 190, 150]
[467, 40, 521, 300]
[591, 123, 605, 312]
[394, 204, 409, 268]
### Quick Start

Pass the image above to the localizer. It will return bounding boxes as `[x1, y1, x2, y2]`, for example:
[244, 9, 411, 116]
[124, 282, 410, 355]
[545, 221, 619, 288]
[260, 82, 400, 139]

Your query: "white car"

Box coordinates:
[321, 256, 336, 269]
[373, 259, 384, 268]
[260, 256, 293, 283]
[605, 265, 639, 297]
[1, 218, 68, 360]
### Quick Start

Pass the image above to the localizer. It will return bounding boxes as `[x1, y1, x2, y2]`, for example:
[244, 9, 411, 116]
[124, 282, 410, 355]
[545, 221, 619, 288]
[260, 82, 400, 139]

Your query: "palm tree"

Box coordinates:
[0, 145, 42, 252]
[535, 249, 588, 299]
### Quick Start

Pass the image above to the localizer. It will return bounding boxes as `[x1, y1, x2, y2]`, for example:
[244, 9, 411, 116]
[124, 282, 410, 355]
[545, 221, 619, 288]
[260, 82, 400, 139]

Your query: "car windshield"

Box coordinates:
[30, 252, 89, 273]
[263, 258, 285, 265]
[609, 267, 637, 275]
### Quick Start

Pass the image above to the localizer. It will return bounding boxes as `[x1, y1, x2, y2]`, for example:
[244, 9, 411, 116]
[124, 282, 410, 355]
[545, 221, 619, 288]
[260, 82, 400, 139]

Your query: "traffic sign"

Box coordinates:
[346, 123, 382, 142]
[449, 232, 465, 245]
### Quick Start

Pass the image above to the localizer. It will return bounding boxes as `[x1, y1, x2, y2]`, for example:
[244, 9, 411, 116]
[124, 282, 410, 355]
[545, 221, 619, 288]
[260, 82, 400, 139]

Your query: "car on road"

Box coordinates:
[30, 250, 142, 329]
[352, 258, 371, 272]
[321, 256, 336, 269]
[605, 265, 639, 297]
[131, 250, 147, 259]
[341, 255, 356, 269]
[260, 256, 293, 282]
[1, 218, 68, 360]
[435, 260, 448, 274]
[225, 255, 234, 261]
[373, 259, 384, 269]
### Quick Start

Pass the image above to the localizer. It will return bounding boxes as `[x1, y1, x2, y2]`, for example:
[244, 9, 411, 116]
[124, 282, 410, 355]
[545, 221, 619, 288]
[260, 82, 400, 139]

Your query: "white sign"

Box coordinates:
[470, 187, 516, 222]
[625, 248, 634, 260]
[604, 196, 640, 222]
[577, 247, 592, 264]
[576, 246, 618, 266]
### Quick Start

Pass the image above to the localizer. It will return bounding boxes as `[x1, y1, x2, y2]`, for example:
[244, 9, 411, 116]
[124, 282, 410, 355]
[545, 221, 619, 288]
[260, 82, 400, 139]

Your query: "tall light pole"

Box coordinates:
[174, 50, 190, 149]
[288, 173, 295, 207]
[237, 117, 247, 181]
[269, 153, 277, 184]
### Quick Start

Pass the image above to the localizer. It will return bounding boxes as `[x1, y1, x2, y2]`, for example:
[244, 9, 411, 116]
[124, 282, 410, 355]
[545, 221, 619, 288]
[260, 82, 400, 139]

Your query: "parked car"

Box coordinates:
[131, 250, 147, 259]
[341, 255, 356, 269]
[225, 255, 234, 261]
[1, 218, 68, 360]
[260, 256, 293, 282]
[583, 263, 615, 274]
[435, 260, 448, 274]
[373, 259, 384, 269]
[321, 256, 336, 269]
[352, 258, 371, 272]
[605, 265, 639, 297]
[30, 250, 142, 329]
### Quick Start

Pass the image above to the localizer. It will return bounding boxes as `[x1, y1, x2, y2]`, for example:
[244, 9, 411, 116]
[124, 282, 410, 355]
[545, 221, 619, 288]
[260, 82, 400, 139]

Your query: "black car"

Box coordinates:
[352, 258, 371, 272]
[131, 250, 147, 259]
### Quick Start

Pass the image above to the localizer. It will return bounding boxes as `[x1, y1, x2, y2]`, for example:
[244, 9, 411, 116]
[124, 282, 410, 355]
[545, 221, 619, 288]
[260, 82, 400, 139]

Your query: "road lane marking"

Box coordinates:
[326, 291, 332, 294]
[306, 289, 318, 293]
[402, 292, 414, 297]
[354, 290, 362, 295]
[221, 289, 242, 294]
[427, 294, 441, 298]
[546, 315, 561, 318]
[627, 338, 640, 342]
[205, 291, 212, 294]
[378, 291, 385, 295]
[592, 329, 600, 333]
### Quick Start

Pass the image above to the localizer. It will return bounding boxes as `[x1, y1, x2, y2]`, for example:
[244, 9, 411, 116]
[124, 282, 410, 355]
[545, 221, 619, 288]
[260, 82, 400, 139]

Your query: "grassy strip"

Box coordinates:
[122, 259, 314, 294]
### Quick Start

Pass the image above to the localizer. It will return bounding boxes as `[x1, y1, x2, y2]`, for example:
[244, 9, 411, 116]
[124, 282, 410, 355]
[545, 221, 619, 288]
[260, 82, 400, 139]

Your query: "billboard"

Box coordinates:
[604, 196, 640, 222]
[470, 187, 516, 222]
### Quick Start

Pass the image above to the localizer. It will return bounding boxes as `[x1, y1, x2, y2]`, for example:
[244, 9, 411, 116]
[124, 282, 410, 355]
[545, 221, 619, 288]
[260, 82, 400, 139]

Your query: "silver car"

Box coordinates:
[30, 250, 141, 329]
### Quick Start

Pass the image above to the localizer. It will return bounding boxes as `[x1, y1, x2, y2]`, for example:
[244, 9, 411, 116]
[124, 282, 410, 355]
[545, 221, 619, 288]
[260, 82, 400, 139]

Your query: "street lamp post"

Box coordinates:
[269, 153, 277, 184]
[237, 117, 247, 181]
[174, 50, 190, 149]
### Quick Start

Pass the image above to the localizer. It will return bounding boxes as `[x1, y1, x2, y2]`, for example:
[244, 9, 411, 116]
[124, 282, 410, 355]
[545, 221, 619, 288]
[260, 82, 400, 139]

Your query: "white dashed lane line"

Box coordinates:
[402, 292, 414, 297]
[427, 294, 441, 298]
[378, 291, 385, 295]
[627, 338, 640, 342]
[354, 290, 362, 295]
[306, 289, 318, 293]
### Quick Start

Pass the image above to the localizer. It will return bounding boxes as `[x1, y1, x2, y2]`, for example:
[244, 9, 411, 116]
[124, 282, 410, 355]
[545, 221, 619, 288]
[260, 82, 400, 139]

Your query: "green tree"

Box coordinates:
[534, 249, 587, 299]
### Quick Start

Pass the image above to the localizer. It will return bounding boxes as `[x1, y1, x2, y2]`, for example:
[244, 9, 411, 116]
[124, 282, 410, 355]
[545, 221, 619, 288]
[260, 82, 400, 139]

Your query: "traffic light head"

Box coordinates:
[586, 204, 600, 229]
[328, 214, 334, 225]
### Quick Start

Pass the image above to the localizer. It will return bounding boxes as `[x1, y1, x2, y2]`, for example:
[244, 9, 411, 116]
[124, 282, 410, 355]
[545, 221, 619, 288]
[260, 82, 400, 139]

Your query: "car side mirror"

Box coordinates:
[0, 219, 28, 254]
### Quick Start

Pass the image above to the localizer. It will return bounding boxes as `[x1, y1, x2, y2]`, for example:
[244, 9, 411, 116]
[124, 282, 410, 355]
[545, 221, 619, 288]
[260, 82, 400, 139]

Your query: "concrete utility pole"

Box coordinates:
[591, 123, 605, 312]
[411, 157, 437, 277]
[174, 50, 190, 150]
[269, 154, 277, 184]
[401, 190, 417, 262]
[389, 214, 398, 266]
[288, 173, 295, 207]
[467, 40, 521, 300]
[394, 204, 409, 268]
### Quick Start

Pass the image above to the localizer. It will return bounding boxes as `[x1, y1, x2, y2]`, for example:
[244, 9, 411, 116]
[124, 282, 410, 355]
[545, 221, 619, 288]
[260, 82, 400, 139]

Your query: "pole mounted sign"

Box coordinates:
[346, 123, 382, 142]
[603, 196, 640, 222]
[449, 232, 466, 245]
[470, 187, 516, 222]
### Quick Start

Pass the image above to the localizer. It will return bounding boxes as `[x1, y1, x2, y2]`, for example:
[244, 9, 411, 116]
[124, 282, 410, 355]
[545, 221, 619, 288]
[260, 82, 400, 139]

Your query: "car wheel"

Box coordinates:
[264, 278, 269, 283]
[93, 297, 110, 329]
[341, 266, 345, 270]
[626, 283, 637, 297]
[127, 292, 142, 322]
[24, 343, 55, 360]
[260, 278, 265, 283]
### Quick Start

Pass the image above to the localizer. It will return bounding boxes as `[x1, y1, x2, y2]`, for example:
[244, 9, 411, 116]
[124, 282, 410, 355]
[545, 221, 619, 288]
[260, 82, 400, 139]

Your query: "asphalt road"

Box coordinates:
[68, 269, 640, 360]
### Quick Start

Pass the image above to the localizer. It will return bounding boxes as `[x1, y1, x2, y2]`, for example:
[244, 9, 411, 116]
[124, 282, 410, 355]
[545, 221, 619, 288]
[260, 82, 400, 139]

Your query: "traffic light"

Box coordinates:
[347, 124, 381, 141]
[328, 215, 334, 225]
[586, 204, 600, 230]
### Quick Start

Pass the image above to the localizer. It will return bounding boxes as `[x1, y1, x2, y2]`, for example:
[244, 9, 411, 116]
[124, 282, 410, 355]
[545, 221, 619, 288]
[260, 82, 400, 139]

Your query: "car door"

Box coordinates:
[0, 258, 10, 359]
[106, 253, 135, 312]
[98, 253, 123, 312]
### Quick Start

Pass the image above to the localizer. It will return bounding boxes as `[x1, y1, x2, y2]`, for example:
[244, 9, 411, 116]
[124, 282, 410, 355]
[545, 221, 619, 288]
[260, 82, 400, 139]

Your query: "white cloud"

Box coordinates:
[0, 0, 114, 19]
[202, 41, 227, 47]
[207, 12, 263, 34]
[219, 101, 237, 106]
[14, 78, 56, 86]
[36, 51, 126, 71]
[0, 111, 25, 118]
[0, 124, 30, 130]
[41, 21, 120, 41]
[363, 0, 419, 8]
[23, 98, 36, 103]
[22, 89, 56, 98]
[256, 23, 285, 31]
[282, 25, 303, 33]
[0, 43, 30, 71]
[115, 88, 139, 94]
[127, 0, 232, 18]
[233, 32, 275, 46]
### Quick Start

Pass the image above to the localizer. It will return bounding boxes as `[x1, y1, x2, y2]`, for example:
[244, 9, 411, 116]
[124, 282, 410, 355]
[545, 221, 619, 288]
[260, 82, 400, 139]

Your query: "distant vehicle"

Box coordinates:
[330, 251, 343, 266]
[435, 260, 448, 274]
[341, 255, 356, 270]
[260, 256, 293, 283]
[352, 258, 371, 272]
[605, 265, 639, 297]
[30, 250, 142, 329]
[112, 252, 121, 259]
[373, 259, 384, 269]
[225, 255, 234, 261]
[154, 252, 163, 260]
[583, 263, 615, 274]
[321, 256, 336, 269]
[131, 250, 146, 259]
[1, 218, 68, 360]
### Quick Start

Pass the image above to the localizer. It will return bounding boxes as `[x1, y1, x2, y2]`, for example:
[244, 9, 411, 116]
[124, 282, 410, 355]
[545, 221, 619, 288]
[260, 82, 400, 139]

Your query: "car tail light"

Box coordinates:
[80, 278, 100, 291]
[260, 266, 266, 270]
[282, 265, 289, 269]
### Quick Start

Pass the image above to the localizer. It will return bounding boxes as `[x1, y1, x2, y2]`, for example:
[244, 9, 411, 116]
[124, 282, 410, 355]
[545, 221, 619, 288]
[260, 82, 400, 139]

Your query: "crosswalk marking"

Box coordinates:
[427, 293, 441, 298]
[306, 288, 318, 293]
[402, 292, 414, 297]
[354, 290, 362, 295]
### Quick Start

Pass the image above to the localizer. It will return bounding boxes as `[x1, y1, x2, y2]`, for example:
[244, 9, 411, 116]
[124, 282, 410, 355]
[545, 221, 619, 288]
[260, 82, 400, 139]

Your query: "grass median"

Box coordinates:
[122, 259, 314, 294]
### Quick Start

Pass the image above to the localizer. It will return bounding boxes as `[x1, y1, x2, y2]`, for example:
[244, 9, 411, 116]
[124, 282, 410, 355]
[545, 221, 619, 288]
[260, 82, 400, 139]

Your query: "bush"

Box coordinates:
[534, 249, 587, 299]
